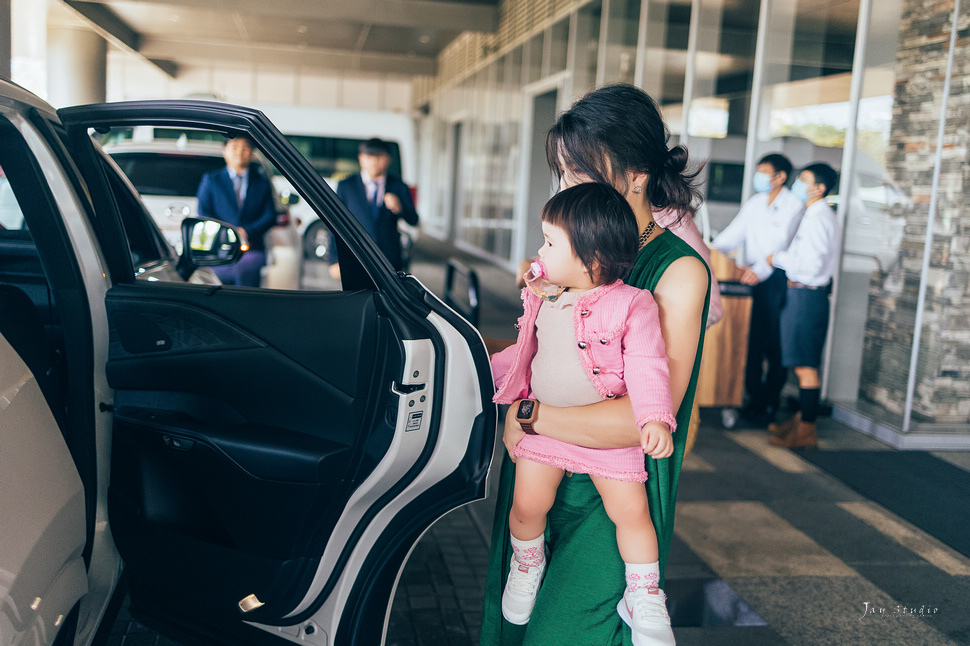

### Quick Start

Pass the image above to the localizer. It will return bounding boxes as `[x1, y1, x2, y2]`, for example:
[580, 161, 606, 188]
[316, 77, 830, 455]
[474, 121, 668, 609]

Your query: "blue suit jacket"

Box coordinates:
[196, 164, 277, 251]
[334, 173, 418, 271]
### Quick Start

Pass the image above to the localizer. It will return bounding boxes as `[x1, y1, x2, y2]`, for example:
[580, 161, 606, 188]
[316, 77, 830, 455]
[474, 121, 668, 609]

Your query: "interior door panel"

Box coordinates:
[105, 281, 409, 624]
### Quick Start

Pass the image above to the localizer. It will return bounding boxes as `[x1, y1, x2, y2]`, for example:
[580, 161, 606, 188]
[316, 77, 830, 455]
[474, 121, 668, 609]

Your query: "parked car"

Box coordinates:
[0, 79, 494, 646]
[103, 138, 304, 289]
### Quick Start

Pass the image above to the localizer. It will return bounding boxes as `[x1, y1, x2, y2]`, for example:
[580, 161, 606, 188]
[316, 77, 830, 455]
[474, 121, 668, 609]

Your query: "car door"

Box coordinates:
[59, 101, 495, 646]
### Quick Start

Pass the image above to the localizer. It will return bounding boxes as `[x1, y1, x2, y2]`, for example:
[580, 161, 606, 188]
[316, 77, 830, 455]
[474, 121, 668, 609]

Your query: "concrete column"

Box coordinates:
[46, 26, 106, 107]
[0, 0, 10, 79]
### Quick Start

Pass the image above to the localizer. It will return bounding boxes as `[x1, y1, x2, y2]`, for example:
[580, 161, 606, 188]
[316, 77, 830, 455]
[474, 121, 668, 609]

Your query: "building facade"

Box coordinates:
[414, 0, 970, 448]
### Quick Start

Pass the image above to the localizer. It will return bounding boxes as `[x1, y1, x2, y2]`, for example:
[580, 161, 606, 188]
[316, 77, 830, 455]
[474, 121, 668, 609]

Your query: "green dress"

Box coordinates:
[481, 230, 711, 646]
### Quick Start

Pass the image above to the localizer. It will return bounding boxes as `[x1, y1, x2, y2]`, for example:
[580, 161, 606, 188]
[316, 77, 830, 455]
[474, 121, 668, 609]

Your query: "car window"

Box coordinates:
[0, 175, 25, 231]
[276, 135, 402, 185]
[111, 152, 227, 197]
[98, 153, 174, 267]
[0, 120, 64, 374]
[101, 127, 310, 291]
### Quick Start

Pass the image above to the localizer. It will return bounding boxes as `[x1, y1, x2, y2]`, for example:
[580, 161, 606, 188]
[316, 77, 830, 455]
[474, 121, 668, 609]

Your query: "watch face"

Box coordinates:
[517, 400, 535, 420]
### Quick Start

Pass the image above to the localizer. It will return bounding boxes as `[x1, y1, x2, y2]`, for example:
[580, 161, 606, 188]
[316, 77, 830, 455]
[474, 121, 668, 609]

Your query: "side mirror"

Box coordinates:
[177, 217, 247, 281]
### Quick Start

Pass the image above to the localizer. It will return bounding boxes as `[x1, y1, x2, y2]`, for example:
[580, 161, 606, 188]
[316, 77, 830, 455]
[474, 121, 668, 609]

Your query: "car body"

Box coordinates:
[103, 138, 304, 289]
[0, 80, 494, 646]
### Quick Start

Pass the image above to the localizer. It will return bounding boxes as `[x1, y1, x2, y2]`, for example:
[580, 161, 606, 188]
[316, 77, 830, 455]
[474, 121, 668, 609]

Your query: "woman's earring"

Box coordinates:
[633, 185, 642, 194]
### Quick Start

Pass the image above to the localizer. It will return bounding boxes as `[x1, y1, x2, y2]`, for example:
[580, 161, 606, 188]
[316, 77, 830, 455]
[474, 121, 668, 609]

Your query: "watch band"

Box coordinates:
[517, 399, 538, 435]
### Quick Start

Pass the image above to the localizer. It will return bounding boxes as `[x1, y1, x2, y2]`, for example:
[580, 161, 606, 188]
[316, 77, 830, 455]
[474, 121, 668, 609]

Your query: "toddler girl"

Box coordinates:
[491, 182, 676, 645]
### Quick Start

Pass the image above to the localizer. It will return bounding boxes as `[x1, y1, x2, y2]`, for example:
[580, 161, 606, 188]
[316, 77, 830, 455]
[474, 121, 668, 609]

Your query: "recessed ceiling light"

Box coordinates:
[419, 35, 431, 44]
[297, 25, 308, 34]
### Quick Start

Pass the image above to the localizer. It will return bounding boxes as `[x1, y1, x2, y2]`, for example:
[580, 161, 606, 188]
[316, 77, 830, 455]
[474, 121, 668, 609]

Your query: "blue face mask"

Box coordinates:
[752, 172, 772, 194]
[791, 179, 809, 202]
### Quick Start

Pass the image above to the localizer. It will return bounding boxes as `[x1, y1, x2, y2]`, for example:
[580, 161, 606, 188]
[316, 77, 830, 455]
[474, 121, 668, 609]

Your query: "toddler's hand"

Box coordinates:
[641, 421, 673, 459]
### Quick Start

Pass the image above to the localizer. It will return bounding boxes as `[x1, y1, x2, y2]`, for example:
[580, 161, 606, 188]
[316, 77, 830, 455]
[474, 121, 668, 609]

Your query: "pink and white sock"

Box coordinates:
[625, 561, 660, 592]
[510, 534, 545, 568]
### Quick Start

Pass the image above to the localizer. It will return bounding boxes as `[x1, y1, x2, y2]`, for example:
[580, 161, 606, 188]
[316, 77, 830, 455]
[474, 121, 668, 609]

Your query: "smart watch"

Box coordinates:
[516, 399, 539, 435]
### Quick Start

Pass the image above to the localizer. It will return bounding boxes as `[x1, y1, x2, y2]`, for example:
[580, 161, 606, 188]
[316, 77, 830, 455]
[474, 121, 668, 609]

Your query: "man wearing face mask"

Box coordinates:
[713, 153, 804, 426]
[766, 163, 841, 448]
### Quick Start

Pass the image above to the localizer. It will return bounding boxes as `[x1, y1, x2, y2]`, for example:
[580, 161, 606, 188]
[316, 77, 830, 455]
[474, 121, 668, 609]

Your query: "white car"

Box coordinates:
[0, 79, 495, 646]
[104, 139, 304, 289]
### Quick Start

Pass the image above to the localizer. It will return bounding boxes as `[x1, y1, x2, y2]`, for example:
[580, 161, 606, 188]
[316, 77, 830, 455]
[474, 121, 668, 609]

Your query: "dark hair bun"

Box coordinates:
[665, 145, 689, 174]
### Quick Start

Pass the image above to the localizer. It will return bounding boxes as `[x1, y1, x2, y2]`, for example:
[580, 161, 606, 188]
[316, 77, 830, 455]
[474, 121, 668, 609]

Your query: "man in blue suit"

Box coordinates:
[196, 135, 278, 286]
[329, 138, 419, 279]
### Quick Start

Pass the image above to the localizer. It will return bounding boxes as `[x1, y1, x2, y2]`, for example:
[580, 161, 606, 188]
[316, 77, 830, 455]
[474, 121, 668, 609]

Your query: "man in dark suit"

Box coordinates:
[329, 138, 419, 279]
[196, 135, 278, 286]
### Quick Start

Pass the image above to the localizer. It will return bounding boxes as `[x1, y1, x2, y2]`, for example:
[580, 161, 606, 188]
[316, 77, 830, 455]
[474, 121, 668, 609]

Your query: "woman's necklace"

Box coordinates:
[638, 221, 657, 249]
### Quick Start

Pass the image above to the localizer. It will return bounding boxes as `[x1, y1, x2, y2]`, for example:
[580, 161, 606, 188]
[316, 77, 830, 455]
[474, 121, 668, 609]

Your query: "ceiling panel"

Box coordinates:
[59, 0, 499, 78]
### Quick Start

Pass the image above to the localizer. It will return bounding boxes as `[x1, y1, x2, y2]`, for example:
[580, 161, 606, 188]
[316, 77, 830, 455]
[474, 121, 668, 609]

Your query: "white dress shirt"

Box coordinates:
[713, 188, 805, 281]
[772, 199, 841, 287]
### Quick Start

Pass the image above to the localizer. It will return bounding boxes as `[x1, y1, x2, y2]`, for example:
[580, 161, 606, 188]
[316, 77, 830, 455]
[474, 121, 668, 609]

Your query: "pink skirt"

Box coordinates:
[510, 434, 648, 482]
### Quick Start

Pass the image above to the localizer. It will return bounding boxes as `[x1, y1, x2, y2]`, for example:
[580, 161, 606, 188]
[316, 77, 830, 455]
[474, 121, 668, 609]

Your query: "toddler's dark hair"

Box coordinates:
[541, 183, 639, 285]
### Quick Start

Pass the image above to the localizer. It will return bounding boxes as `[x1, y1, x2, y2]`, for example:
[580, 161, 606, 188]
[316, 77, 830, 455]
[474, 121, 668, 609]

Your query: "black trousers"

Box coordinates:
[744, 268, 788, 412]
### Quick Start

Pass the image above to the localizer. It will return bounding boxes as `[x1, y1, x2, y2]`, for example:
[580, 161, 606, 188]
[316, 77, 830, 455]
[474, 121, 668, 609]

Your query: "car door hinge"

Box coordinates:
[99, 402, 114, 413]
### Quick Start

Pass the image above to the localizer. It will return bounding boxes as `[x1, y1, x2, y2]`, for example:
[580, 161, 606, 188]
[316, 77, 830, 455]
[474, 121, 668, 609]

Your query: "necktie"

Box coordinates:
[371, 181, 381, 219]
[234, 174, 245, 208]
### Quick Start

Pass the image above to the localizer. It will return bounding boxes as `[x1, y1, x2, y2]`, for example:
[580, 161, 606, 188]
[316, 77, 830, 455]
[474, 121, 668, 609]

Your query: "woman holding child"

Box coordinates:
[481, 84, 711, 646]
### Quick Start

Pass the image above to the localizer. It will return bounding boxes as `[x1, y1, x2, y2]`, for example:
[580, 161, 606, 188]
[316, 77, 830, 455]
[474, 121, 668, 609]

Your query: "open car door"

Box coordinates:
[59, 101, 495, 646]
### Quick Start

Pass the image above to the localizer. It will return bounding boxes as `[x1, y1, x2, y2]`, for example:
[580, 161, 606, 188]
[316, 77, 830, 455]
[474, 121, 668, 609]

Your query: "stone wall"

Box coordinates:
[859, 0, 970, 423]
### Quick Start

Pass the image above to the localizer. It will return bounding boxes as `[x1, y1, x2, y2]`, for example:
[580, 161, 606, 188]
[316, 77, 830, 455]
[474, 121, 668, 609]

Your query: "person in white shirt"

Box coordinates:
[713, 153, 804, 426]
[766, 162, 841, 448]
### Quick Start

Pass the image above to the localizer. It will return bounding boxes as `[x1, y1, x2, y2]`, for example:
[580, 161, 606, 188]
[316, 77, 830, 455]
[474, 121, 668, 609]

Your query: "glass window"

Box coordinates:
[640, 0, 692, 134]
[683, 0, 760, 235]
[549, 18, 570, 75]
[573, 1, 602, 94]
[524, 32, 545, 85]
[601, 0, 641, 84]
[829, 0, 944, 427]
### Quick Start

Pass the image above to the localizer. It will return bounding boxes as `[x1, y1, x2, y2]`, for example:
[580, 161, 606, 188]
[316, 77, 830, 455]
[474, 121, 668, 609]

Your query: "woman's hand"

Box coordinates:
[504, 400, 527, 461]
[641, 421, 673, 459]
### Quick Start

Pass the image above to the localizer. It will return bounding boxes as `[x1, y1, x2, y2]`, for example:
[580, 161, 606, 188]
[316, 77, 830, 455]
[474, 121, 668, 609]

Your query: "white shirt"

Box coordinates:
[713, 187, 805, 281]
[772, 199, 841, 287]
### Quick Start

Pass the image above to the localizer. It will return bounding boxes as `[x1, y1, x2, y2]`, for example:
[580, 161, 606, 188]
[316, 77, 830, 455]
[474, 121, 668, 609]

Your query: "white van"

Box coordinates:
[248, 104, 419, 262]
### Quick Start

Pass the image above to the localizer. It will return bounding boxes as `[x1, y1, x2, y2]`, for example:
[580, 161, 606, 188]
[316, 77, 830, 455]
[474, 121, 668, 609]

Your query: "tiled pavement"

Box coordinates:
[109, 240, 970, 645]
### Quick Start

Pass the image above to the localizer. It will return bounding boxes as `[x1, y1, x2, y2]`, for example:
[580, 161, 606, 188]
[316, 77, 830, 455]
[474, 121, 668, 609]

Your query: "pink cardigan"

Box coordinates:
[492, 280, 677, 434]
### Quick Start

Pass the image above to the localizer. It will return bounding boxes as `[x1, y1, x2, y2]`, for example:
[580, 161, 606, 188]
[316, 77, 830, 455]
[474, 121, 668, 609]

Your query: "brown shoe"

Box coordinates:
[769, 420, 817, 448]
[768, 412, 801, 438]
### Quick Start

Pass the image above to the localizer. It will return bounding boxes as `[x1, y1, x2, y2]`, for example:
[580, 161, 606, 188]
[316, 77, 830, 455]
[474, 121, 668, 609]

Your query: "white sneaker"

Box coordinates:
[617, 587, 675, 646]
[501, 556, 546, 625]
